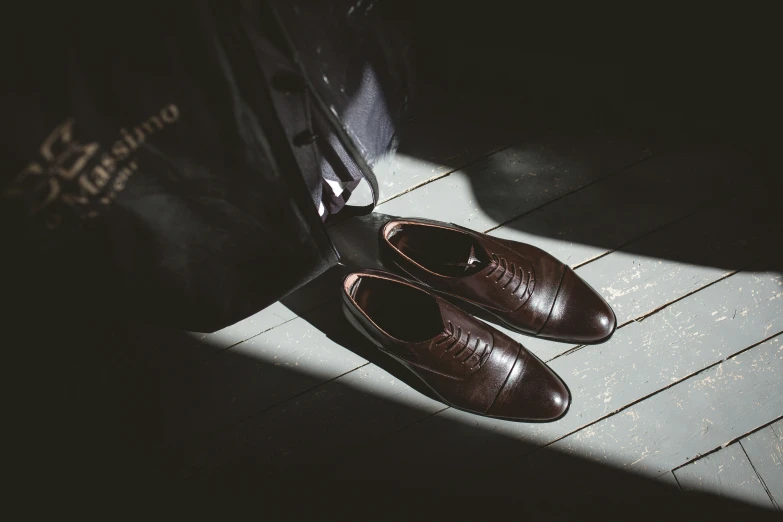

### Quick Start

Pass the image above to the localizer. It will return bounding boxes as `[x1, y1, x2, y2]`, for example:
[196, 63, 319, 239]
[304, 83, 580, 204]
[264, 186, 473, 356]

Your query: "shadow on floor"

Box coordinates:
[385, 22, 782, 274]
[386, 110, 783, 273]
[17, 308, 779, 517]
[327, 184, 783, 284]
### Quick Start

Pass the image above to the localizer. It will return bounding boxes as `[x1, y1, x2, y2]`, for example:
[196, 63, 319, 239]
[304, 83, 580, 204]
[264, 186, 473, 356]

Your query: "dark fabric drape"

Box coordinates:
[1, 2, 410, 332]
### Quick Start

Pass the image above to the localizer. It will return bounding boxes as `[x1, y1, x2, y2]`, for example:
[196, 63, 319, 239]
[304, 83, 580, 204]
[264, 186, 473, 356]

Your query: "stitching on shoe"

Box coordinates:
[485, 342, 524, 414]
[534, 269, 567, 335]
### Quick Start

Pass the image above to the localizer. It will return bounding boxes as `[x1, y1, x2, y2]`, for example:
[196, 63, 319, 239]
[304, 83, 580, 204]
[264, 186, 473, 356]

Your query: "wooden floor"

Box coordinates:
[105, 81, 782, 514]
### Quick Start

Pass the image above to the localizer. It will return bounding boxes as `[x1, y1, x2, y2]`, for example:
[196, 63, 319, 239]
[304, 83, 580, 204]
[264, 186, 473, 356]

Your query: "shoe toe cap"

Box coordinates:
[488, 351, 570, 421]
[538, 268, 616, 343]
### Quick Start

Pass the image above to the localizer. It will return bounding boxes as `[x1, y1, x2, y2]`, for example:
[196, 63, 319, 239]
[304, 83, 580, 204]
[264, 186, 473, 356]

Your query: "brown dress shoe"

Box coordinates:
[379, 218, 616, 344]
[341, 270, 570, 421]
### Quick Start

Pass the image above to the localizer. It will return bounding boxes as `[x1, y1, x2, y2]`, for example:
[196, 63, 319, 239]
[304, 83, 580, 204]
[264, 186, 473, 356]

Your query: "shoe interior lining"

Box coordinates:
[387, 224, 488, 277]
[350, 276, 443, 342]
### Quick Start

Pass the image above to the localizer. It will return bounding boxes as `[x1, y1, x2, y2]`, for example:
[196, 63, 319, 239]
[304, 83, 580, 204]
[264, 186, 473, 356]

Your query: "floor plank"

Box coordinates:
[520, 198, 774, 361]
[159, 304, 366, 446]
[741, 420, 783, 510]
[488, 147, 741, 268]
[674, 442, 776, 510]
[187, 301, 298, 350]
[659, 471, 681, 490]
[376, 134, 650, 233]
[374, 153, 459, 202]
[540, 335, 782, 477]
[190, 363, 445, 471]
[330, 269, 783, 478]
[371, 75, 605, 203]
[374, 99, 543, 202]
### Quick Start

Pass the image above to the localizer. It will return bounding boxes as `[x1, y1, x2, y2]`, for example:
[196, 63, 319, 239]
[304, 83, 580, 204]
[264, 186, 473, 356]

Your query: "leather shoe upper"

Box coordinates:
[379, 218, 616, 344]
[341, 269, 569, 421]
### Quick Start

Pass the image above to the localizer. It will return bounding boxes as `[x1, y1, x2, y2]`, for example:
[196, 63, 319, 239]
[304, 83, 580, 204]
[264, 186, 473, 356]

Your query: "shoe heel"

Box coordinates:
[341, 301, 384, 349]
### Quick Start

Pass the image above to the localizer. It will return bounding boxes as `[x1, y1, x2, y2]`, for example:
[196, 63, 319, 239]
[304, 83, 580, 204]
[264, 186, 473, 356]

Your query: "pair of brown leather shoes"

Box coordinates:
[340, 218, 616, 421]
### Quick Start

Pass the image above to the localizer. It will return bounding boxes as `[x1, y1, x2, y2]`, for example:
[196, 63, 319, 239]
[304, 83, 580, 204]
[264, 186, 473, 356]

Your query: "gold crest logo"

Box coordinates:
[3, 104, 180, 230]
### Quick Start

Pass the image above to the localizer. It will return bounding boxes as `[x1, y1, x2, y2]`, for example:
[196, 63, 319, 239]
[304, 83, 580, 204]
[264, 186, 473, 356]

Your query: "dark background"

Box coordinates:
[5, 3, 776, 515]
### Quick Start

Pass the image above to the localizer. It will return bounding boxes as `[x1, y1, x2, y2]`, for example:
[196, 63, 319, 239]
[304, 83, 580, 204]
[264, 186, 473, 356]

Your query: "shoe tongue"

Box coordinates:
[465, 246, 482, 270]
[414, 245, 484, 272]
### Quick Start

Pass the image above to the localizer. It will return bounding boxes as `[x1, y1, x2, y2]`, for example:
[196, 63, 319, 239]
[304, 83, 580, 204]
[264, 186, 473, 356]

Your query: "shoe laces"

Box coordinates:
[433, 321, 493, 370]
[485, 253, 528, 299]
